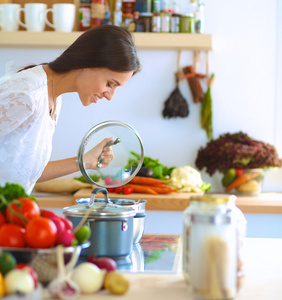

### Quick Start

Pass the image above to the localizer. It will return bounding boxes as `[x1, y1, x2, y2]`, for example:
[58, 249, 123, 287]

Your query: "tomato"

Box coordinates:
[0, 212, 5, 227]
[0, 223, 25, 248]
[236, 169, 244, 177]
[105, 176, 113, 185]
[107, 188, 115, 193]
[114, 187, 124, 194]
[6, 198, 40, 226]
[16, 264, 38, 288]
[123, 186, 134, 195]
[25, 217, 57, 248]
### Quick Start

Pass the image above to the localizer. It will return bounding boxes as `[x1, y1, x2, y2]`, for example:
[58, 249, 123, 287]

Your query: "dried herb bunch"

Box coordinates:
[195, 131, 282, 176]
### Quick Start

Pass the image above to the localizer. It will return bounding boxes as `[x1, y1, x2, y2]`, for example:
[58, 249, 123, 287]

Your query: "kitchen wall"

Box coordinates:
[0, 0, 281, 192]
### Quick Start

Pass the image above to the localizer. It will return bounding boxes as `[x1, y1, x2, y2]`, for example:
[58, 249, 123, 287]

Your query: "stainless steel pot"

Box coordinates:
[77, 197, 147, 243]
[63, 188, 136, 258]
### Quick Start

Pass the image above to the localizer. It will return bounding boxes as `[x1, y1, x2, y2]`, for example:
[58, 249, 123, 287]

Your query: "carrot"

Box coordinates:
[129, 176, 166, 187]
[126, 184, 158, 195]
[129, 184, 177, 194]
[225, 172, 260, 192]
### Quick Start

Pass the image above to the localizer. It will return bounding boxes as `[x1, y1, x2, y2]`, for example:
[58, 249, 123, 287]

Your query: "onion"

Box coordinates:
[5, 269, 35, 295]
[72, 262, 106, 294]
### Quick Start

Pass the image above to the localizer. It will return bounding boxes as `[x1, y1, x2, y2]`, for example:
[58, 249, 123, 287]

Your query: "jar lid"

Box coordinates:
[140, 12, 153, 17]
[190, 194, 236, 204]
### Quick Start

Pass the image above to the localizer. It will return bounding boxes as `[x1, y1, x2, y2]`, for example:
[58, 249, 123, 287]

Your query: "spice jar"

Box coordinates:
[183, 194, 246, 300]
[140, 12, 152, 32]
[180, 14, 195, 33]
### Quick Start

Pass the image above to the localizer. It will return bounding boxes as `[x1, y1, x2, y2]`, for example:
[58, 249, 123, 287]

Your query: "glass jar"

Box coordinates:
[140, 12, 152, 32]
[180, 14, 195, 33]
[183, 194, 246, 300]
[152, 12, 161, 32]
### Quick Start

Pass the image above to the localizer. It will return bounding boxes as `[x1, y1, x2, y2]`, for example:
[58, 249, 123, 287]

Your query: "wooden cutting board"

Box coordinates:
[73, 189, 204, 211]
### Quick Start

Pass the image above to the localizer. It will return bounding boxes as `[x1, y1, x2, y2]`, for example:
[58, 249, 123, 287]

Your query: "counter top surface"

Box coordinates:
[42, 237, 282, 300]
[35, 190, 282, 214]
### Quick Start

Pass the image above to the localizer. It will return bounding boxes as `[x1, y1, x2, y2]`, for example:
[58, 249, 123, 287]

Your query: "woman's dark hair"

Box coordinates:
[48, 25, 140, 75]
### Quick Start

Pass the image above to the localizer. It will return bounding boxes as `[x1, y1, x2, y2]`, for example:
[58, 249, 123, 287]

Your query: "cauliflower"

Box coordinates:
[169, 166, 203, 192]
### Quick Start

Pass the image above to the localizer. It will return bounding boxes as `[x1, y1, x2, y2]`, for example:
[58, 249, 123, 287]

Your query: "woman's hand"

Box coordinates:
[83, 137, 114, 169]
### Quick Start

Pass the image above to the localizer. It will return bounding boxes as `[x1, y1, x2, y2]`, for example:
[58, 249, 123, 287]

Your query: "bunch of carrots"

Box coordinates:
[125, 176, 177, 195]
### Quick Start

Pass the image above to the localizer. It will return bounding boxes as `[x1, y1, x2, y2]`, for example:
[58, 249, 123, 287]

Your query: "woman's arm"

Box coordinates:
[37, 137, 114, 182]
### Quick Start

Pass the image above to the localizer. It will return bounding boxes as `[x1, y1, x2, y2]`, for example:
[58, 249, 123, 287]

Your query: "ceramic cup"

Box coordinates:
[16, 3, 47, 32]
[0, 3, 21, 31]
[44, 3, 75, 32]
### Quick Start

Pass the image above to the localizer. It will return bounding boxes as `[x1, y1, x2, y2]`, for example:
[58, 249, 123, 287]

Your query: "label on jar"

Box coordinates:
[91, 3, 106, 19]
[170, 15, 180, 33]
[161, 14, 170, 32]
[79, 7, 91, 28]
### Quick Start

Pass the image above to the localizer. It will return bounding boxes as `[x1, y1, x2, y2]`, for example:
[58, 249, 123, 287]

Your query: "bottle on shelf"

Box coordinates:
[103, 11, 113, 24]
[135, 0, 147, 13]
[128, 11, 144, 32]
[113, 0, 123, 26]
[79, 0, 91, 31]
[122, 0, 135, 15]
[194, 1, 204, 33]
[91, 0, 106, 27]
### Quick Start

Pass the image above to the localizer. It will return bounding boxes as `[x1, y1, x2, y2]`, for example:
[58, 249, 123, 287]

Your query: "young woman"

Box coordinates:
[0, 25, 141, 193]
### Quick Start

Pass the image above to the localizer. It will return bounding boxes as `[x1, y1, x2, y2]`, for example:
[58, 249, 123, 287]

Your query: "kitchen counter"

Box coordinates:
[42, 237, 282, 300]
[35, 190, 282, 214]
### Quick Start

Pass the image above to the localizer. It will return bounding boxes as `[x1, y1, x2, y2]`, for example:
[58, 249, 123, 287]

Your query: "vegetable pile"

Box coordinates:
[0, 182, 90, 249]
[195, 131, 282, 176]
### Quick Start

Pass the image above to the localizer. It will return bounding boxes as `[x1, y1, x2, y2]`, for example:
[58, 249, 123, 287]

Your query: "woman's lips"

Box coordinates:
[93, 94, 100, 103]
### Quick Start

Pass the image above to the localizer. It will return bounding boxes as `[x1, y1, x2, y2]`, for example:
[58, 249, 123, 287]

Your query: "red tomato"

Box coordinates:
[16, 264, 38, 287]
[107, 188, 115, 193]
[6, 198, 40, 226]
[123, 186, 134, 195]
[114, 187, 124, 194]
[236, 169, 244, 177]
[104, 176, 113, 185]
[0, 212, 6, 227]
[0, 223, 25, 248]
[25, 217, 57, 248]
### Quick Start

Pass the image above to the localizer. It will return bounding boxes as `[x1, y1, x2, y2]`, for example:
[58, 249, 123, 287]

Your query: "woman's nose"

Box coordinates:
[103, 89, 115, 101]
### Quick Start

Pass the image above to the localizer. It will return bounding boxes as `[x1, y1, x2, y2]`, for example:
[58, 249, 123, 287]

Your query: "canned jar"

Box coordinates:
[183, 194, 246, 300]
[170, 13, 180, 33]
[152, 13, 161, 32]
[160, 11, 170, 33]
[140, 12, 152, 32]
[180, 14, 195, 33]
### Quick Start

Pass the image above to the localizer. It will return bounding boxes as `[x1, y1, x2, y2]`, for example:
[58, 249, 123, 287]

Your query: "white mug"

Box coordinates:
[44, 3, 75, 32]
[0, 4, 21, 31]
[16, 3, 47, 32]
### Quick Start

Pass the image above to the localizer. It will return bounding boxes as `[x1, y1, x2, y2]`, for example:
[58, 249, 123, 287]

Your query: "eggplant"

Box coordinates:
[131, 167, 153, 177]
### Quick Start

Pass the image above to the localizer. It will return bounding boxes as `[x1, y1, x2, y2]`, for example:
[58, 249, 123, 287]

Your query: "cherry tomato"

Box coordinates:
[114, 187, 124, 194]
[236, 169, 244, 177]
[16, 264, 38, 288]
[104, 177, 113, 185]
[25, 217, 57, 248]
[123, 186, 134, 195]
[107, 188, 115, 193]
[0, 223, 25, 248]
[0, 212, 5, 227]
[6, 198, 40, 226]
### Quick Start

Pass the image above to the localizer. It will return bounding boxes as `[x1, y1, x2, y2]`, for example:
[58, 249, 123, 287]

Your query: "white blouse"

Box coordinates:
[0, 65, 61, 193]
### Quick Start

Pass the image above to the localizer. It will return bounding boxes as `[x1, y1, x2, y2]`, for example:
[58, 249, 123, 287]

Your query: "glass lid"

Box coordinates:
[77, 120, 144, 188]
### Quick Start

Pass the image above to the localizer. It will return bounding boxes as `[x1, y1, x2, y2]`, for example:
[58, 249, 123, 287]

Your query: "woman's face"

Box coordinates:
[75, 68, 134, 106]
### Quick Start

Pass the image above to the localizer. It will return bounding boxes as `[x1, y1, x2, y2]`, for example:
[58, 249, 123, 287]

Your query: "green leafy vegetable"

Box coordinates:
[74, 175, 100, 183]
[126, 152, 176, 179]
[0, 182, 35, 213]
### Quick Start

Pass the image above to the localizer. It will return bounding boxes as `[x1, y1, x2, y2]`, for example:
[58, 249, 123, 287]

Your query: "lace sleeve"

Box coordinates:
[0, 89, 35, 138]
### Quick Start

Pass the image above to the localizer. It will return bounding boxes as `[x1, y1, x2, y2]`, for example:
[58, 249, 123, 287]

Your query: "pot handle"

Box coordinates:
[88, 187, 110, 208]
[134, 212, 146, 218]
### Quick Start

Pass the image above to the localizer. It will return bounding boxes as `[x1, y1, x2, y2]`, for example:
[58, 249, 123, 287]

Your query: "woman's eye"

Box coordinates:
[107, 82, 113, 88]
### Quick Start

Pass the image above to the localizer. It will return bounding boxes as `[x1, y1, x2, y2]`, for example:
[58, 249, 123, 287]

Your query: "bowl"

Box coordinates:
[219, 168, 264, 196]
[0, 242, 90, 286]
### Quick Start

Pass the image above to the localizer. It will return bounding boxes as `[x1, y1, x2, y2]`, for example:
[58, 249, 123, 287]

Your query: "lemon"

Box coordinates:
[75, 225, 91, 244]
[221, 169, 236, 187]
[104, 271, 129, 295]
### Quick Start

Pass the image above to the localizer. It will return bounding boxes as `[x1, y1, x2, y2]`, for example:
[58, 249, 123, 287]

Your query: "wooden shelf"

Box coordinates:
[0, 31, 212, 50]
